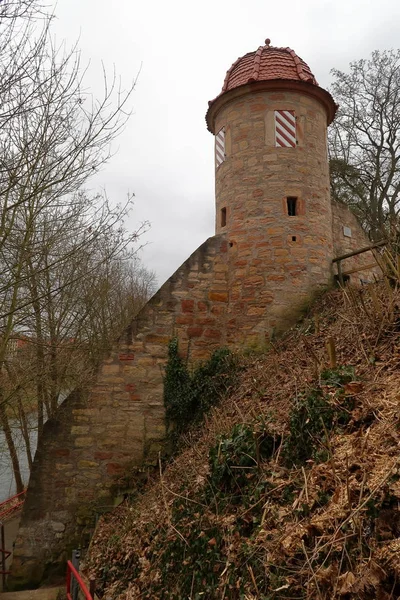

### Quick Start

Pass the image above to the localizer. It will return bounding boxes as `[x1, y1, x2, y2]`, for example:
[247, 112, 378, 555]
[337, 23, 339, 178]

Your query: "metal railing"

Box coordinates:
[0, 489, 27, 521]
[332, 240, 387, 285]
[66, 560, 93, 600]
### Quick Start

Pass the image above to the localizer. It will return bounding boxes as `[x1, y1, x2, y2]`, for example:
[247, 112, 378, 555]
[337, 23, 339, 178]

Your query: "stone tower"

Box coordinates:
[11, 39, 377, 589]
[207, 39, 337, 343]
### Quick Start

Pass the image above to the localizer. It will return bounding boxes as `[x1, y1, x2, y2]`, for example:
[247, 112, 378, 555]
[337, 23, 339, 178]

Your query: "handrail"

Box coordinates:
[66, 560, 93, 600]
[0, 489, 26, 510]
[0, 490, 27, 520]
[332, 239, 387, 263]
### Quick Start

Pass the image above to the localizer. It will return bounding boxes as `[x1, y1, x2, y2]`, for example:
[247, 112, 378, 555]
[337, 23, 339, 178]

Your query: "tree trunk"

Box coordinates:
[0, 397, 24, 494]
[17, 396, 33, 471]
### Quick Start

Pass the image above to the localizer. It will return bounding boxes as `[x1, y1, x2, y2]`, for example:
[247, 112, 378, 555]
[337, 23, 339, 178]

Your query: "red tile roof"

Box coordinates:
[221, 39, 318, 94]
[206, 39, 337, 132]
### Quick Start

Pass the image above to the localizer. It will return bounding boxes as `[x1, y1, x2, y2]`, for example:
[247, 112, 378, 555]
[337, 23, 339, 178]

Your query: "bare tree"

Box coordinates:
[0, 0, 155, 494]
[329, 50, 400, 239]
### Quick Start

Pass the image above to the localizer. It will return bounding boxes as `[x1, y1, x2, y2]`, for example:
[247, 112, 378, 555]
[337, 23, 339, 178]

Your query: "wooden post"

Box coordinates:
[337, 260, 344, 287]
[1, 523, 5, 591]
[326, 337, 337, 369]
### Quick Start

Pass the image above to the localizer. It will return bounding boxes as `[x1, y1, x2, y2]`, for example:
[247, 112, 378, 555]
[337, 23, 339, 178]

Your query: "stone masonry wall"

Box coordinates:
[214, 88, 334, 344]
[331, 201, 380, 284]
[8, 235, 231, 589]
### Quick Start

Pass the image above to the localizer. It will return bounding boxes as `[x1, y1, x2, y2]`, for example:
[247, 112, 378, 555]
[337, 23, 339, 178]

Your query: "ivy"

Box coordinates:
[163, 338, 239, 436]
[209, 422, 280, 494]
[283, 389, 335, 466]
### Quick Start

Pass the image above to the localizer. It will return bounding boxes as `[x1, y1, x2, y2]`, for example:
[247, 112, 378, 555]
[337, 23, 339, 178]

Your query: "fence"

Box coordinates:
[0, 489, 26, 521]
[66, 559, 93, 600]
[332, 240, 387, 285]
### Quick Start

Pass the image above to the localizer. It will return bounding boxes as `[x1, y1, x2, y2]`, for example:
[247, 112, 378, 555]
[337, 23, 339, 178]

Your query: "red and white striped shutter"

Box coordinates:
[215, 128, 226, 168]
[274, 110, 296, 148]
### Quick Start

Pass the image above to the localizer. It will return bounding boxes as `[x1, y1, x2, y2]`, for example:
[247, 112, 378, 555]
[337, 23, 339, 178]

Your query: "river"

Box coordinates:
[0, 412, 38, 503]
[0, 392, 68, 503]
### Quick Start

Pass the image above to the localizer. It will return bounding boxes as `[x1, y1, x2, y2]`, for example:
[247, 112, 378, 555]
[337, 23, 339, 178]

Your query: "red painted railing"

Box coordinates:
[0, 522, 11, 589]
[66, 560, 93, 600]
[0, 490, 26, 520]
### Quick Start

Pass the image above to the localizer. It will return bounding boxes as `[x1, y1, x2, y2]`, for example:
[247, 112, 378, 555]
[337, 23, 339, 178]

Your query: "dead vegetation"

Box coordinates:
[85, 277, 400, 599]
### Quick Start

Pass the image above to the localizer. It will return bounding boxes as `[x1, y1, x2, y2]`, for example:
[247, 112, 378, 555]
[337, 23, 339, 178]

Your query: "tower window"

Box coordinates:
[215, 128, 226, 168]
[221, 207, 227, 227]
[287, 197, 297, 216]
[275, 110, 296, 147]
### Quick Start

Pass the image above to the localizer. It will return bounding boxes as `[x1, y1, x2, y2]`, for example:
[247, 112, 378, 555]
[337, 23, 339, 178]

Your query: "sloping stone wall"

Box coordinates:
[8, 235, 231, 589]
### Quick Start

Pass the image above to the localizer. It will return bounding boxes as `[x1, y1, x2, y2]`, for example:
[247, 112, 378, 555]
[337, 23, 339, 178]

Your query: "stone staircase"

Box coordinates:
[0, 587, 63, 599]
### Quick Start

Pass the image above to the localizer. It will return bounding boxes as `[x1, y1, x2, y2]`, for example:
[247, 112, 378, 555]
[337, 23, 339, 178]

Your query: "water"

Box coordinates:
[0, 392, 68, 503]
[0, 413, 38, 503]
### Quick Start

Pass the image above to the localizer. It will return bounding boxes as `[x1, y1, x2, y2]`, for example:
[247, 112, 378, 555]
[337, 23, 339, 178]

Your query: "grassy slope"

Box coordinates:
[86, 284, 400, 599]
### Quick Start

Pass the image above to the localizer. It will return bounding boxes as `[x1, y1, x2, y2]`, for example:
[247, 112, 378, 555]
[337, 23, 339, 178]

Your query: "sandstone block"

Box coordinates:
[74, 437, 93, 448]
[71, 426, 90, 435]
[204, 329, 222, 340]
[118, 353, 135, 362]
[50, 521, 65, 533]
[78, 460, 99, 469]
[102, 364, 120, 375]
[181, 299, 195, 312]
[187, 326, 204, 338]
[94, 451, 113, 460]
[54, 448, 70, 457]
[208, 291, 228, 302]
[106, 462, 125, 476]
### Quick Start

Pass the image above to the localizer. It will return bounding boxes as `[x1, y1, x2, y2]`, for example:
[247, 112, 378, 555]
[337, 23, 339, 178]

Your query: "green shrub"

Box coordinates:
[209, 422, 280, 493]
[164, 338, 239, 435]
[163, 338, 193, 429]
[320, 365, 355, 387]
[283, 389, 334, 466]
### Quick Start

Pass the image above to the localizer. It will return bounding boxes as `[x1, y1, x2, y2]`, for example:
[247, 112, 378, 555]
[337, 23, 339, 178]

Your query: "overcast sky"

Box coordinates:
[50, 0, 400, 286]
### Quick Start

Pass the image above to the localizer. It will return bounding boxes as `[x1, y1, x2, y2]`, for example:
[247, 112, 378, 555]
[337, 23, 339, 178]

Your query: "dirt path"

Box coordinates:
[0, 587, 62, 599]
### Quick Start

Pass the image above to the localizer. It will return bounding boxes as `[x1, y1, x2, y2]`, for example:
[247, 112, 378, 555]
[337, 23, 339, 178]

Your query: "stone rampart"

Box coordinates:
[8, 234, 231, 589]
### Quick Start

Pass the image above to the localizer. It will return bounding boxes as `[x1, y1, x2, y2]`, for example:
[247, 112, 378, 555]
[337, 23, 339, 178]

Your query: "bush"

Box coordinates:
[164, 338, 239, 436]
[283, 389, 334, 466]
[209, 422, 280, 493]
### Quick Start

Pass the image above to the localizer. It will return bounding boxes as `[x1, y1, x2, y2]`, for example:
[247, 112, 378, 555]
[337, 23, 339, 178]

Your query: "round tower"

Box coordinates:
[206, 39, 337, 342]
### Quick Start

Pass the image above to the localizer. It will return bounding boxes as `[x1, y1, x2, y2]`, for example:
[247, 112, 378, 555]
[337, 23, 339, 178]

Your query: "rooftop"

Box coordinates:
[221, 39, 318, 93]
[206, 38, 337, 131]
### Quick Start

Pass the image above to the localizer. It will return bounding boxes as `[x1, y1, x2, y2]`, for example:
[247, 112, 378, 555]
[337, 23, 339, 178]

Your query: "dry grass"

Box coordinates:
[85, 282, 400, 599]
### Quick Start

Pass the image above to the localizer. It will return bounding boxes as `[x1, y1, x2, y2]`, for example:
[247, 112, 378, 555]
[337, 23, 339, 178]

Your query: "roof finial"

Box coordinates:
[265, 38, 271, 47]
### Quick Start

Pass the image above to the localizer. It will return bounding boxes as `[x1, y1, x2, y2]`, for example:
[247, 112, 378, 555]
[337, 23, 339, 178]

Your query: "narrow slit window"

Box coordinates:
[287, 197, 297, 216]
[292, 236, 297, 242]
[215, 128, 226, 168]
[221, 207, 227, 228]
[275, 110, 296, 147]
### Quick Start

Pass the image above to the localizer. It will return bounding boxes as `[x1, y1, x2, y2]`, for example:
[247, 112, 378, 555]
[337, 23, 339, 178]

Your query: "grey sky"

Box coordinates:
[51, 0, 400, 286]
